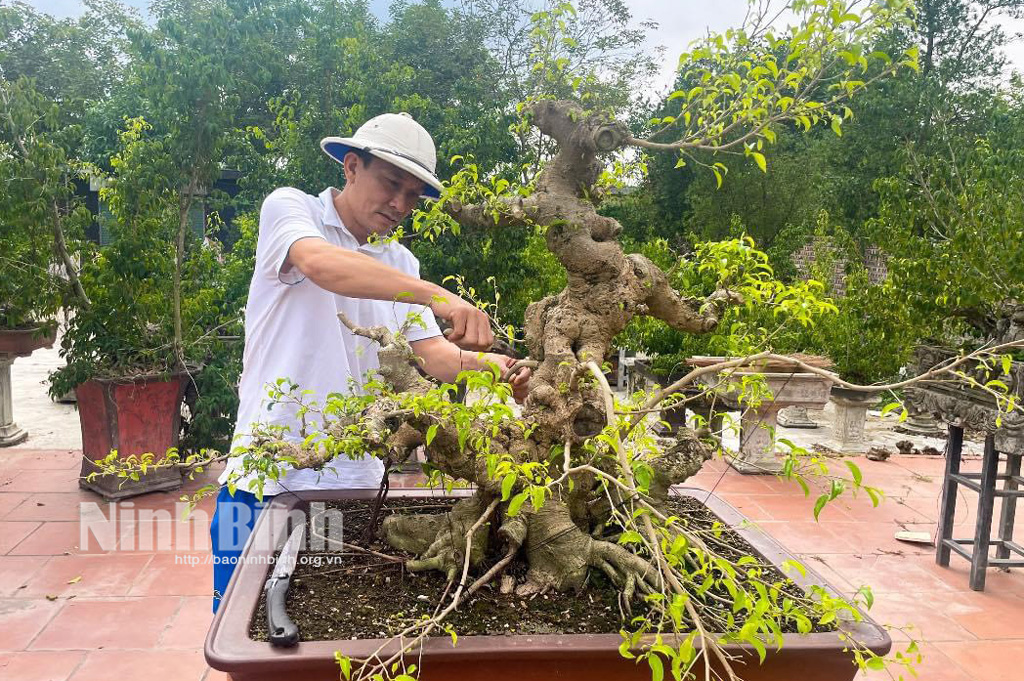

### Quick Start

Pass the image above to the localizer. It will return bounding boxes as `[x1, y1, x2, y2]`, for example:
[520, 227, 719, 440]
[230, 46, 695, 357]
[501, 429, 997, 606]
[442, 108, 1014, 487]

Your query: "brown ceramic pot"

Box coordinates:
[205, 487, 890, 681]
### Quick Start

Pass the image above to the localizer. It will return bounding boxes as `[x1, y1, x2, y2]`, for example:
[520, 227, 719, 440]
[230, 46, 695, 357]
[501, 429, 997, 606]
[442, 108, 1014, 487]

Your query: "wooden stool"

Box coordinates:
[936, 424, 1024, 590]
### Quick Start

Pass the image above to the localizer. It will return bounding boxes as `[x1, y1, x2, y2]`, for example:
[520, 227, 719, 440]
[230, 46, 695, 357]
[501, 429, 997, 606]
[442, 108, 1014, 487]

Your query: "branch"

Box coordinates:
[630, 339, 1024, 433]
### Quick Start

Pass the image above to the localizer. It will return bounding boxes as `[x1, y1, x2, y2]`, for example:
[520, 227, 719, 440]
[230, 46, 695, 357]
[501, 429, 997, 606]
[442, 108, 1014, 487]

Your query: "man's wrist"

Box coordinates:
[421, 282, 452, 310]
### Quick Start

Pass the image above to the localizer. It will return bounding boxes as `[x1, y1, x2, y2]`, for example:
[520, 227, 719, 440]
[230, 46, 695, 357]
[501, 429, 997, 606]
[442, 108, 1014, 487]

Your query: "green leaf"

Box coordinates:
[830, 116, 843, 137]
[617, 635, 636, 660]
[813, 494, 828, 521]
[865, 486, 882, 507]
[507, 491, 528, 517]
[425, 424, 438, 446]
[749, 634, 767, 663]
[501, 473, 516, 501]
[530, 485, 546, 511]
[751, 151, 766, 173]
[337, 654, 352, 680]
[857, 585, 874, 610]
[619, 530, 645, 545]
[647, 653, 664, 681]
[782, 559, 806, 578]
[844, 460, 863, 486]
[880, 402, 902, 417]
[795, 475, 810, 496]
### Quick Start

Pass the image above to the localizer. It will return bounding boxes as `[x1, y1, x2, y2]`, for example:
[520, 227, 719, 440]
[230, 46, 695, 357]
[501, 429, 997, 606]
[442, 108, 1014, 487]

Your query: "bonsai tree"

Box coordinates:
[105, 1, 1024, 679]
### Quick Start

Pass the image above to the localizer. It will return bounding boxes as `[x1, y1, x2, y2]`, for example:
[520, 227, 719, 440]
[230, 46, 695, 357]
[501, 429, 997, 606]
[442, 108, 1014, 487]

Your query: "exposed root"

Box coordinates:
[381, 494, 493, 582]
[589, 539, 661, 603]
[515, 499, 593, 594]
[510, 497, 660, 602]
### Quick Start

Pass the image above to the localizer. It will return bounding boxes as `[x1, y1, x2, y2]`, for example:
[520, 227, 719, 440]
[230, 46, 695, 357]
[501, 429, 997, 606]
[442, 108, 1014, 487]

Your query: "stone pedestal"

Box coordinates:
[0, 328, 56, 447]
[726, 373, 833, 474]
[778, 406, 818, 429]
[731, 401, 786, 474]
[0, 356, 27, 446]
[830, 388, 876, 453]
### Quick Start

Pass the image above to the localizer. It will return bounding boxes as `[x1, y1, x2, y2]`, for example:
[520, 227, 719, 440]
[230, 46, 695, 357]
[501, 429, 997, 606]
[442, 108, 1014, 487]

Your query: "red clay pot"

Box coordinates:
[205, 488, 890, 681]
[77, 374, 186, 500]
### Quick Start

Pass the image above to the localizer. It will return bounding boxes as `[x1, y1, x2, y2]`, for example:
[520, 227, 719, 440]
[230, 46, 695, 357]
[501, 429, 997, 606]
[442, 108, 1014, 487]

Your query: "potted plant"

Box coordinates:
[0, 77, 92, 445]
[207, 487, 891, 681]
[47, 115, 230, 499]
[44, 2, 250, 498]
[166, 4, 950, 678]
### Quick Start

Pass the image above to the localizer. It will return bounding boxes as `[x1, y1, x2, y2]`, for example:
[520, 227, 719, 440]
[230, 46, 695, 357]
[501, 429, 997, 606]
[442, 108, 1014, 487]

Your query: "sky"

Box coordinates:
[20, 0, 1024, 93]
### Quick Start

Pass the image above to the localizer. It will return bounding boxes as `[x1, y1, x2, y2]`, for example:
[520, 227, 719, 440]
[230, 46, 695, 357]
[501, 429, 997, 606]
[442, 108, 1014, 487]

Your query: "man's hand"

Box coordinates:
[430, 292, 494, 351]
[490, 354, 531, 405]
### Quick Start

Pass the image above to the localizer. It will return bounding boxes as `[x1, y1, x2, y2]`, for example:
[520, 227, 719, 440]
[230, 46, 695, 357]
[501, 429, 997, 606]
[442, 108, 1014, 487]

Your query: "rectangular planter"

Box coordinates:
[205, 488, 890, 681]
[77, 374, 186, 500]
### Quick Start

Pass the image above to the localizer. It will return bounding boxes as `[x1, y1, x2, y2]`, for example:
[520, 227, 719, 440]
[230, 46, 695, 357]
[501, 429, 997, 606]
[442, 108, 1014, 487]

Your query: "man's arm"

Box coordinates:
[287, 238, 494, 350]
[411, 336, 531, 403]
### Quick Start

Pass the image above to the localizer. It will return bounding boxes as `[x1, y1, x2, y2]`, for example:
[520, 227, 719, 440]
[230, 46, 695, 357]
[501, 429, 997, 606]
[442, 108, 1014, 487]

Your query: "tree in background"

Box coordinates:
[868, 102, 1024, 346]
[642, 0, 1024, 250]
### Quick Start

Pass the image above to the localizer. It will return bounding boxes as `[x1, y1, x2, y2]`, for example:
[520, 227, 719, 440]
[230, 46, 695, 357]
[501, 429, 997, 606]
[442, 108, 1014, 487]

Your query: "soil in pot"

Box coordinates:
[248, 496, 835, 642]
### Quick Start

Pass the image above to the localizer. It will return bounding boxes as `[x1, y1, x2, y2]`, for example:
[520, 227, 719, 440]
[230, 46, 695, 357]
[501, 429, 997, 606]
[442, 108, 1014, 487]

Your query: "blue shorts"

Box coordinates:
[210, 486, 274, 613]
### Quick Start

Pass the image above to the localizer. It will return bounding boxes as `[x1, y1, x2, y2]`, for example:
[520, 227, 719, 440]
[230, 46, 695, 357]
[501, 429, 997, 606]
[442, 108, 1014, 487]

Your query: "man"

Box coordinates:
[210, 112, 528, 611]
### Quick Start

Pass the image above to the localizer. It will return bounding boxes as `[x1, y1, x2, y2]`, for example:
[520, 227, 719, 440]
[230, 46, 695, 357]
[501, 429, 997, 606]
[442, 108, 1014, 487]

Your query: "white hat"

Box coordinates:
[320, 112, 442, 199]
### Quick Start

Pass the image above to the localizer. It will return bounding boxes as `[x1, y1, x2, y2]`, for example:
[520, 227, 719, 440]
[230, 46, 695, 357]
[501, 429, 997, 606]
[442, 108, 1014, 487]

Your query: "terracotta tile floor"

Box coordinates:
[0, 448, 1020, 680]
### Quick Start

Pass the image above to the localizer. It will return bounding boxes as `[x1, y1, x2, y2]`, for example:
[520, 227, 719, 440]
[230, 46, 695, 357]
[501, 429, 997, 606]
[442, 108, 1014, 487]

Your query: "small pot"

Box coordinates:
[829, 386, 878, 405]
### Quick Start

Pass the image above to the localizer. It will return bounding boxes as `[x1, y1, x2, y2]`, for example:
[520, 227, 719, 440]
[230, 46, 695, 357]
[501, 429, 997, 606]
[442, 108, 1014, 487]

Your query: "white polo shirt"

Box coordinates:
[220, 187, 441, 495]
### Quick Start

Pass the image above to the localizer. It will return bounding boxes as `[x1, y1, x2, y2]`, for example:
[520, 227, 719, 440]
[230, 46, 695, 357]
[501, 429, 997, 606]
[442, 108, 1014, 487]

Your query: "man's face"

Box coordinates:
[341, 152, 426, 239]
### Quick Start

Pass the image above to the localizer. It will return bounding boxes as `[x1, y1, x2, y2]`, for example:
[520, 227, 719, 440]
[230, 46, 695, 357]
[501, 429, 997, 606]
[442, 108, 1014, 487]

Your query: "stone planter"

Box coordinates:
[205, 488, 891, 681]
[686, 357, 835, 475]
[908, 345, 1024, 452]
[77, 373, 187, 500]
[0, 327, 56, 447]
[830, 387, 878, 454]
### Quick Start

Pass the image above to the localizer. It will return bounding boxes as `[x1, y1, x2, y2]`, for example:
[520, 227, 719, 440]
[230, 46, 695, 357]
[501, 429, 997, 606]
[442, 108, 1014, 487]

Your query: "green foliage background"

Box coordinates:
[2, 0, 1023, 451]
